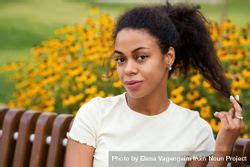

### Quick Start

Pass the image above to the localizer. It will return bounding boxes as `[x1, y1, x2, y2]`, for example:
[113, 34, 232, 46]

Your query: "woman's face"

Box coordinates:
[114, 28, 173, 98]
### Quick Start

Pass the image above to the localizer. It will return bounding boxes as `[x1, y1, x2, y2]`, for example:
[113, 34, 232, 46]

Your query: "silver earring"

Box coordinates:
[169, 66, 172, 71]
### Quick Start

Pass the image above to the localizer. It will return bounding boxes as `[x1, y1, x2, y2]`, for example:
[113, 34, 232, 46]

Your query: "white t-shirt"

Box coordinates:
[67, 92, 215, 167]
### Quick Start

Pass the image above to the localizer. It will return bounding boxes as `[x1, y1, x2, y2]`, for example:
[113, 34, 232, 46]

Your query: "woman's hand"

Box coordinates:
[214, 95, 245, 152]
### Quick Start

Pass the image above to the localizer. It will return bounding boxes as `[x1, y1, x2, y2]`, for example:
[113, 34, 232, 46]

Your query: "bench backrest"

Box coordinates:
[0, 106, 73, 167]
[0, 106, 249, 166]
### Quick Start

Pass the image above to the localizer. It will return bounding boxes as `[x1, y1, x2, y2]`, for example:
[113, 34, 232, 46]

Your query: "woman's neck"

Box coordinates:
[125, 89, 170, 116]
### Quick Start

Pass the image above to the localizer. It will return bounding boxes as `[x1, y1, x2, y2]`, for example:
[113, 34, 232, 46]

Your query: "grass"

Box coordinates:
[198, 0, 250, 25]
[0, 71, 15, 105]
[0, 0, 90, 103]
[0, 0, 249, 104]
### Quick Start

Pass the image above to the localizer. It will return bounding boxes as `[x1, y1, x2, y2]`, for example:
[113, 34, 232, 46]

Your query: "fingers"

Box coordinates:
[235, 95, 239, 101]
[229, 95, 244, 125]
[225, 111, 237, 128]
[228, 108, 234, 118]
[213, 95, 244, 134]
[214, 110, 245, 131]
[229, 95, 242, 114]
[214, 111, 229, 125]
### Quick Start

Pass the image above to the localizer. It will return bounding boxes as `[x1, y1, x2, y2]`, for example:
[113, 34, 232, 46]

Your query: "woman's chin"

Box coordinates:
[125, 89, 148, 99]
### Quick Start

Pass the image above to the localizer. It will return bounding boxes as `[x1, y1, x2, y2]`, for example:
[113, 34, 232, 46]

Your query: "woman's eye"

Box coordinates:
[115, 57, 126, 63]
[137, 55, 148, 61]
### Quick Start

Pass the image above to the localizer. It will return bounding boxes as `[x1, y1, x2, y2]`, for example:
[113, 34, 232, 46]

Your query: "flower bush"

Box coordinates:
[0, 7, 249, 137]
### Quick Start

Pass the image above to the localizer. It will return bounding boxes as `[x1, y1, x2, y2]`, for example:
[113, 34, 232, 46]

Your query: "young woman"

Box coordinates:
[65, 3, 245, 167]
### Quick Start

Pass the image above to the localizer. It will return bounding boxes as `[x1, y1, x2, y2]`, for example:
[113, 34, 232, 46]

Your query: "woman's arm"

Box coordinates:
[187, 95, 245, 167]
[64, 139, 96, 167]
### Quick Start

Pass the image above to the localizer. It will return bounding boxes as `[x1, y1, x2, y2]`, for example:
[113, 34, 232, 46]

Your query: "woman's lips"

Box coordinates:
[124, 80, 143, 90]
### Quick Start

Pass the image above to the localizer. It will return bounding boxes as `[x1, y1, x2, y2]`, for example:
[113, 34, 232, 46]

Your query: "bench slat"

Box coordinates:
[243, 139, 250, 166]
[13, 110, 41, 167]
[47, 114, 74, 167]
[0, 109, 24, 167]
[0, 106, 8, 129]
[29, 112, 57, 167]
[0, 106, 9, 142]
[231, 138, 250, 166]
[242, 139, 250, 165]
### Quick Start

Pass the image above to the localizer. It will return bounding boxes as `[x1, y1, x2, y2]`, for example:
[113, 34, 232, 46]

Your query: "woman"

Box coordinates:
[65, 2, 245, 167]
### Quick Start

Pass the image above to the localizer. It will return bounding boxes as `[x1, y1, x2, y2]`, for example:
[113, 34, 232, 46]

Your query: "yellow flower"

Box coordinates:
[45, 99, 55, 107]
[85, 86, 97, 95]
[69, 43, 81, 53]
[63, 95, 78, 106]
[66, 34, 76, 43]
[72, 110, 78, 115]
[171, 94, 184, 104]
[68, 67, 82, 77]
[8, 101, 16, 107]
[76, 74, 87, 83]
[189, 74, 201, 89]
[208, 88, 215, 94]
[96, 90, 105, 97]
[16, 81, 29, 89]
[113, 80, 122, 88]
[44, 106, 55, 112]
[77, 82, 84, 89]
[222, 39, 233, 47]
[242, 69, 250, 78]
[200, 105, 211, 119]
[82, 96, 94, 104]
[180, 101, 189, 108]
[186, 90, 199, 101]
[171, 86, 185, 95]
[210, 118, 221, 133]
[202, 81, 211, 88]
[232, 88, 241, 95]
[85, 74, 97, 85]
[61, 81, 69, 88]
[11, 73, 23, 81]
[75, 93, 84, 101]
[240, 36, 250, 45]
[225, 72, 231, 78]
[231, 76, 245, 88]
[242, 134, 249, 139]
[194, 97, 207, 108]
[107, 94, 114, 97]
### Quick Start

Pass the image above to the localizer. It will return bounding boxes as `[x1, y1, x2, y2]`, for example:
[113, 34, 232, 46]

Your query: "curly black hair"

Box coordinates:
[113, 2, 232, 99]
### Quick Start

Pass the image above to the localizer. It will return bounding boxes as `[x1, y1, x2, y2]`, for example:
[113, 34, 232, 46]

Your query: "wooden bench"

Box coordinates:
[0, 106, 249, 166]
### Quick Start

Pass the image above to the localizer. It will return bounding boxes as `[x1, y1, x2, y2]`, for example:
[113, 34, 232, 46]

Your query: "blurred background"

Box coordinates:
[0, 0, 249, 137]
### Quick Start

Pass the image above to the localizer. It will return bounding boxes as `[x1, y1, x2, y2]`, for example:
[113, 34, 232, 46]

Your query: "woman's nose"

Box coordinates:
[124, 60, 138, 76]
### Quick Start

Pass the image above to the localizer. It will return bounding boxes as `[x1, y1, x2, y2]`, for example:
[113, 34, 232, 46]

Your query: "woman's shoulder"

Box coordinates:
[170, 102, 200, 118]
[85, 93, 124, 107]
[170, 102, 212, 130]
[76, 93, 125, 117]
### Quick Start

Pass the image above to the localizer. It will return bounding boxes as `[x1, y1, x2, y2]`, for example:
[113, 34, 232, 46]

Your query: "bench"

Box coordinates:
[0, 106, 249, 166]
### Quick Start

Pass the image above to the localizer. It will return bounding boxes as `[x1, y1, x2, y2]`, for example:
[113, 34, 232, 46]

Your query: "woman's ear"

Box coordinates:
[164, 47, 175, 69]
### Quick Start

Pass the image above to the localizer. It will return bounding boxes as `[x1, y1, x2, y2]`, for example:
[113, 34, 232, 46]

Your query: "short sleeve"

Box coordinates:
[190, 117, 216, 158]
[66, 97, 101, 148]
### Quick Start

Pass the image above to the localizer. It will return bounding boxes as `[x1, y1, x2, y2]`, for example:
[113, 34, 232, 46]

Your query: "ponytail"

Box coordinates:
[165, 3, 231, 98]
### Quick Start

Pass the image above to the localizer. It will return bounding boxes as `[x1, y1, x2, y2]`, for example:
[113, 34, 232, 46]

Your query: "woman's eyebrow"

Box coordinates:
[131, 47, 150, 53]
[113, 50, 123, 55]
[113, 47, 150, 55]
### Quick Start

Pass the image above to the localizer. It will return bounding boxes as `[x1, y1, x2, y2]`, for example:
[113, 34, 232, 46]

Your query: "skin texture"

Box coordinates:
[64, 139, 95, 167]
[114, 28, 174, 115]
[65, 29, 245, 167]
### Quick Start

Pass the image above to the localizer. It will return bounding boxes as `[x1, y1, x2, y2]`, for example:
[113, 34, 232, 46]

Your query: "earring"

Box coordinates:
[169, 66, 172, 71]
